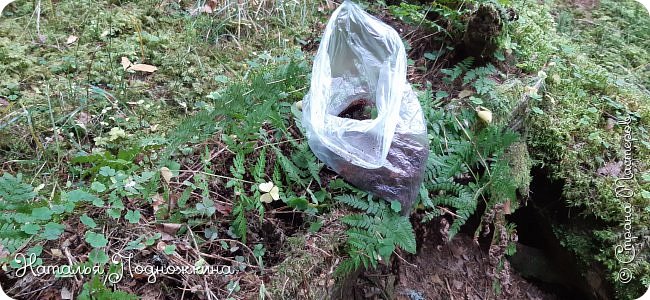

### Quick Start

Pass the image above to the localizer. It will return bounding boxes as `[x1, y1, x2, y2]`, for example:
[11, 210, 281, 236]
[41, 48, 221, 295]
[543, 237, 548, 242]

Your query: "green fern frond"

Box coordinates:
[336, 194, 417, 277]
[252, 148, 267, 183]
[230, 152, 246, 180]
[458, 57, 475, 71]
[0, 174, 39, 253]
[0, 223, 28, 253]
[340, 215, 375, 229]
[232, 201, 248, 243]
[0, 173, 36, 204]
[161, 110, 220, 162]
[392, 218, 417, 253]
[335, 194, 369, 211]
[274, 147, 305, 186]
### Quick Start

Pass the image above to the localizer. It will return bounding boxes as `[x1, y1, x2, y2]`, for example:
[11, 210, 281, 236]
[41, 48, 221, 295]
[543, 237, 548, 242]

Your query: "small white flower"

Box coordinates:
[259, 181, 280, 203]
[124, 180, 136, 189]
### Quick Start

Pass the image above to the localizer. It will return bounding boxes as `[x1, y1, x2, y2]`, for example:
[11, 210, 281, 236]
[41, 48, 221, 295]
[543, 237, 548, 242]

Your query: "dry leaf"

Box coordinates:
[121, 57, 132, 70]
[452, 279, 463, 290]
[160, 167, 172, 184]
[151, 193, 164, 214]
[139, 286, 163, 300]
[0, 244, 8, 260]
[201, 4, 213, 13]
[60, 287, 73, 300]
[156, 241, 167, 252]
[51, 248, 64, 258]
[126, 100, 145, 105]
[168, 192, 178, 212]
[431, 273, 443, 285]
[128, 63, 158, 73]
[259, 181, 280, 203]
[157, 223, 181, 235]
[525, 85, 539, 96]
[606, 118, 616, 131]
[476, 108, 493, 124]
[597, 161, 623, 177]
[203, 0, 217, 13]
[260, 193, 274, 203]
[160, 232, 174, 241]
[215, 202, 232, 216]
[269, 186, 279, 200]
[76, 111, 91, 125]
[0, 97, 9, 107]
[458, 89, 473, 99]
[34, 183, 45, 193]
[66, 35, 78, 45]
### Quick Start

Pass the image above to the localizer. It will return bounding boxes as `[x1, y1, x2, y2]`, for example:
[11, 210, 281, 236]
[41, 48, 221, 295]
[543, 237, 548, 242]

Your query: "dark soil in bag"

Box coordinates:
[334, 103, 429, 213]
[338, 99, 375, 120]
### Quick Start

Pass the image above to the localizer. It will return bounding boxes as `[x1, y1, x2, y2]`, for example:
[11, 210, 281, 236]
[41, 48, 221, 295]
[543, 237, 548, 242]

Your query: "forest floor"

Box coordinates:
[1, 0, 649, 299]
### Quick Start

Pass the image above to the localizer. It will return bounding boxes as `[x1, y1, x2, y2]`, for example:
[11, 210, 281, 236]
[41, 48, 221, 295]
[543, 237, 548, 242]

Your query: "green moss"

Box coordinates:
[510, 0, 650, 298]
[506, 141, 532, 198]
[0, 0, 320, 161]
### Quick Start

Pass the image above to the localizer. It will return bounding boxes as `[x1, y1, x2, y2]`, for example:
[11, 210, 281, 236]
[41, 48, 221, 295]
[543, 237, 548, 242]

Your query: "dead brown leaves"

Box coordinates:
[200, 0, 218, 14]
[65, 35, 78, 45]
[120, 57, 158, 73]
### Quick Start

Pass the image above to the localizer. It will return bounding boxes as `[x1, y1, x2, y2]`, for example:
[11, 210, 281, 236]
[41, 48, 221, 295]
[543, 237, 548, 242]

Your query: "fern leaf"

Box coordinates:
[341, 214, 375, 229]
[335, 195, 369, 211]
[230, 152, 246, 180]
[394, 217, 416, 253]
[252, 148, 267, 182]
[231, 201, 248, 243]
[274, 148, 305, 186]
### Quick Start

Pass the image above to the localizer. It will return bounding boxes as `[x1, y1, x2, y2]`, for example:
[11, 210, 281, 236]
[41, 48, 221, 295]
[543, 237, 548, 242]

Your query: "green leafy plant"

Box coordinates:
[389, 0, 497, 38]
[335, 193, 416, 277]
[164, 56, 335, 241]
[419, 94, 519, 237]
[441, 57, 475, 83]
[77, 276, 138, 300]
[510, 1, 650, 297]
[390, 3, 449, 35]
[0, 173, 66, 253]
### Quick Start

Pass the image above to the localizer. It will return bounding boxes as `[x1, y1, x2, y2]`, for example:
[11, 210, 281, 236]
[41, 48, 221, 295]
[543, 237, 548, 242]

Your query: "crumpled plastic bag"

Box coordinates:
[302, 1, 429, 213]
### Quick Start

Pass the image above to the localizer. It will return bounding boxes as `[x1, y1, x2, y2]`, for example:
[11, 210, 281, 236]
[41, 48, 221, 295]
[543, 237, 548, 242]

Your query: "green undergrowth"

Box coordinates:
[162, 60, 526, 293]
[1, 0, 325, 297]
[0, 0, 320, 164]
[508, 0, 650, 298]
[1, 0, 530, 297]
[1, 35, 528, 300]
[4, 0, 646, 298]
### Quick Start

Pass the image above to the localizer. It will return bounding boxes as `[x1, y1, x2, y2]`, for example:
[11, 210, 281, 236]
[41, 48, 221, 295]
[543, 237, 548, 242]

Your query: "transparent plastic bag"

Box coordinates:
[302, 1, 428, 213]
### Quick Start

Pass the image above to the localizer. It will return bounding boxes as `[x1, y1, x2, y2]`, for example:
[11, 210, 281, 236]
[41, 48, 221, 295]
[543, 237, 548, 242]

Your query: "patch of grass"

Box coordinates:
[1, 0, 326, 297]
[4, 0, 646, 298]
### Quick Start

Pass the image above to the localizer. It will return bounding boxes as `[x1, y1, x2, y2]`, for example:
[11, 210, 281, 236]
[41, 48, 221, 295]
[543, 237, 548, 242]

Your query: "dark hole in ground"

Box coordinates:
[508, 167, 566, 249]
[346, 214, 561, 300]
[506, 166, 612, 300]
